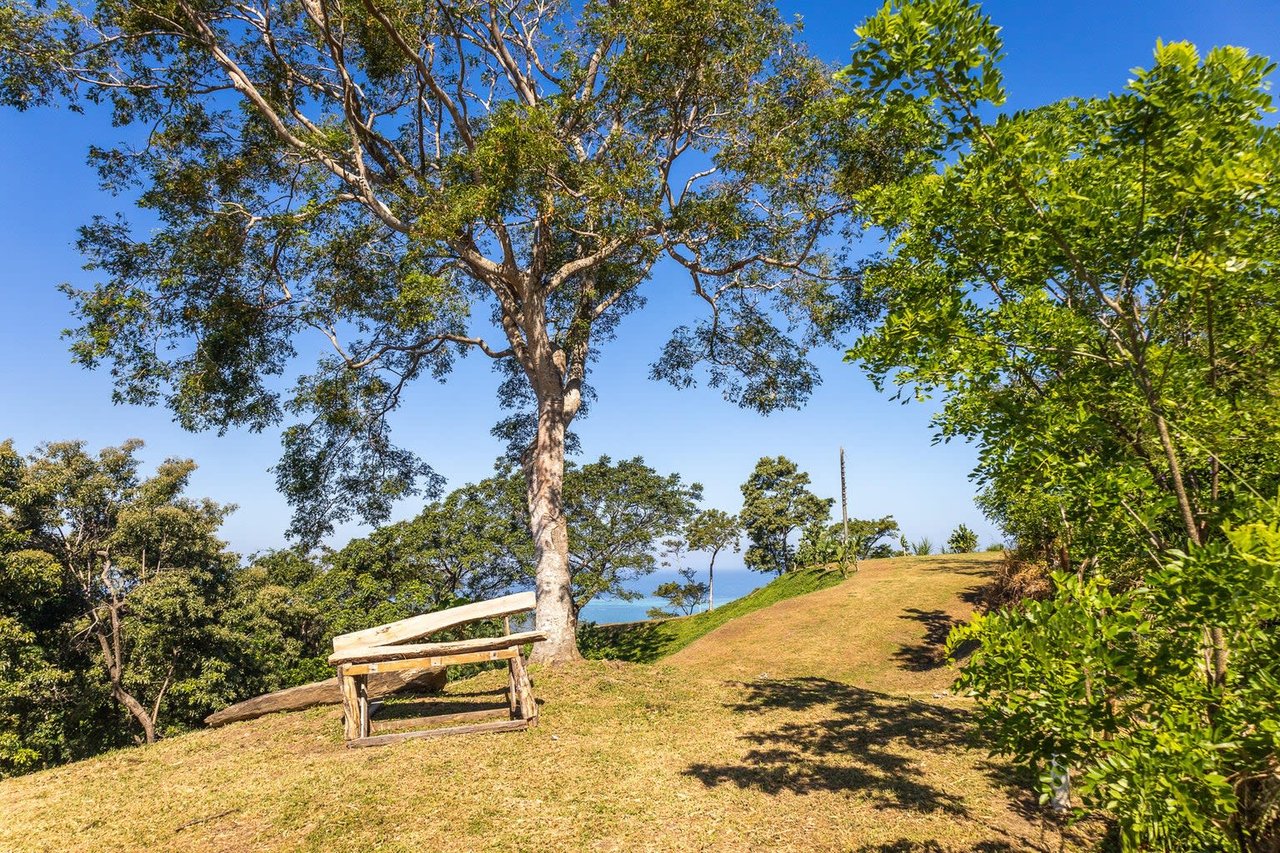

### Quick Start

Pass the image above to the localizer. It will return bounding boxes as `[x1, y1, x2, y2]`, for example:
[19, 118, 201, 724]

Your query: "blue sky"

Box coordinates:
[1, 1, 1277, 558]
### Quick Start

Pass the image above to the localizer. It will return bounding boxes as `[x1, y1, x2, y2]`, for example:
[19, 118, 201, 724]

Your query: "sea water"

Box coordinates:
[577, 566, 766, 625]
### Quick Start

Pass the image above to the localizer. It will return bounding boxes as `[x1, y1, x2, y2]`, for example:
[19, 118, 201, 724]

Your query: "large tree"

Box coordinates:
[0, 0, 887, 661]
[844, 0, 1280, 844]
[558, 456, 701, 614]
[0, 440, 239, 747]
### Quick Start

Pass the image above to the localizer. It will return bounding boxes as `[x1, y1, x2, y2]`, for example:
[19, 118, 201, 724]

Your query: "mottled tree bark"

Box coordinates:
[523, 344, 583, 664]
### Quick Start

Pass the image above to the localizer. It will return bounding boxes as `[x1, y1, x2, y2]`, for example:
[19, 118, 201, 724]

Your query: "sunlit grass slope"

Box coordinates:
[580, 563, 847, 662]
[0, 552, 1101, 852]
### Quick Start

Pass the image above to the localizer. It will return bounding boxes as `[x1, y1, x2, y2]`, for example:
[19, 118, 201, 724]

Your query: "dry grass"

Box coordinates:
[669, 553, 997, 695]
[0, 552, 1099, 852]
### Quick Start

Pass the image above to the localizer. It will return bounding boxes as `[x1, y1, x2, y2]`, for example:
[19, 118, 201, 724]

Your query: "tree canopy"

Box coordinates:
[0, 0, 895, 660]
[684, 508, 739, 609]
[0, 439, 247, 764]
[844, 0, 1280, 845]
[739, 456, 832, 574]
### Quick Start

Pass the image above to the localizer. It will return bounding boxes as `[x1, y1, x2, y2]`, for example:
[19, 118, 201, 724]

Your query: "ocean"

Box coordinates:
[577, 566, 768, 625]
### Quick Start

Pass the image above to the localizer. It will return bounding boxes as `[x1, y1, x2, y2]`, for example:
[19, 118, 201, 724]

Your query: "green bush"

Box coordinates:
[950, 508, 1280, 850]
[946, 524, 979, 554]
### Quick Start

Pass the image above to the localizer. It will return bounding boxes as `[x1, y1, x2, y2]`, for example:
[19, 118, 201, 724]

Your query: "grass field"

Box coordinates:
[579, 563, 847, 662]
[0, 553, 1102, 852]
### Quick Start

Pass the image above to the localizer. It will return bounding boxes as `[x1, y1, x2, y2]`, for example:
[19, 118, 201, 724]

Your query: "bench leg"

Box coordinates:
[356, 675, 370, 738]
[507, 658, 519, 719]
[338, 667, 360, 742]
[511, 653, 537, 726]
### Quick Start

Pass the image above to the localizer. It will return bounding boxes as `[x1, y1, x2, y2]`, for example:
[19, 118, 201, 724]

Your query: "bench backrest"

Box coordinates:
[331, 590, 536, 653]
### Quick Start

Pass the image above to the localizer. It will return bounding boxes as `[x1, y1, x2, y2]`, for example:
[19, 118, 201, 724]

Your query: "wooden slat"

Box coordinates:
[332, 591, 536, 652]
[346, 718, 529, 748]
[328, 631, 546, 665]
[341, 648, 518, 676]
[373, 707, 508, 732]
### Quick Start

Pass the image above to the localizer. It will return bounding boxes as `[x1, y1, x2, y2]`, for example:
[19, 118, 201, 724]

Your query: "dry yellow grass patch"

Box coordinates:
[0, 552, 1096, 852]
[668, 553, 998, 694]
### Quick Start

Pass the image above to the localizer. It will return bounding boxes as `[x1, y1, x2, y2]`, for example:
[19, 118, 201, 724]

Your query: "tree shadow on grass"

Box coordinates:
[853, 842, 1025, 853]
[893, 608, 961, 671]
[682, 678, 976, 816]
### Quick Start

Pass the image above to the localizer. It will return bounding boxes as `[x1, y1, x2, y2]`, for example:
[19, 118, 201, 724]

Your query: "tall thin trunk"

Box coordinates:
[707, 550, 716, 611]
[1150, 406, 1229, 686]
[95, 619, 158, 744]
[525, 386, 582, 664]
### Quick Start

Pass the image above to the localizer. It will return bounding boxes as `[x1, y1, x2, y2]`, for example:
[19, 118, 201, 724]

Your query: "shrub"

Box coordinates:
[946, 524, 979, 553]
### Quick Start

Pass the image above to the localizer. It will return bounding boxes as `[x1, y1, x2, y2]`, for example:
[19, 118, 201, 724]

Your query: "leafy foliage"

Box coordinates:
[945, 524, 978, 554]
[0, 439, 256, 771]
[951, 509, 1280, 850]
[302, 476, 532, 640]
[648, 569, 710, 619]
[739, 456, 833, 574]
[845, 0, 1280, 846]
[560, 457, 702, 612]
[796, 516, 900, 567]
[685, 508, 740, 608]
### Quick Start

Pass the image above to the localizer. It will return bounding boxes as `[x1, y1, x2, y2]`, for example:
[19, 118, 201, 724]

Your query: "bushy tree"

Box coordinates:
[740, 456, 833, 574]
[305, 476, 532, 639]
[559, 457, 701, 614]
[648, 568, 710, 618]
[946, 524, 978, 554]
[0, 440, 240, 753]
[845, 0, 1280, 845]
[796, 515, 900, 566]
[951, 508, 1280, 850]
[0, 0, 894, 661]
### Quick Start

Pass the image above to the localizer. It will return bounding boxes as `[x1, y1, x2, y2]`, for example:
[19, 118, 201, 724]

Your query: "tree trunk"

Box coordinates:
[112, 684, 157, 744]
[708, 552, 716, 611]
[526, 385, 582, 664]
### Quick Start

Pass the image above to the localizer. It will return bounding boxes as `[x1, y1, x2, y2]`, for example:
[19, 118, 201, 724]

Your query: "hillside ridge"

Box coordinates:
[0, 553, 1097, 852]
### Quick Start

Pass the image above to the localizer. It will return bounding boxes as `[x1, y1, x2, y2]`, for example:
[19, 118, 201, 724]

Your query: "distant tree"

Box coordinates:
[305, 457, 697, 641]
[560, 457, 702, 615]
[740, 456, 833, 574]
[0, 440, 238, 748]
[797, 516, 900, 567]
[946, 524, 979, 554]
[307, 476, 532, 639]
[0, 0, 890, 663]
[684, 509, 740, 610]
[648, 569, 710, 619]
[224, 550, 329, 691]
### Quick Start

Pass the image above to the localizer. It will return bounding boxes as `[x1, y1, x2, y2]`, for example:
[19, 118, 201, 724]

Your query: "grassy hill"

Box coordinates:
[579, 563, 847, 662]
[0, 553, 1101, 852]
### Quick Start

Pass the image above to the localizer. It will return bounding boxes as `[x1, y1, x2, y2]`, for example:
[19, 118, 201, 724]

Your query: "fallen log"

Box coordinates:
[204, 666, 447, 728]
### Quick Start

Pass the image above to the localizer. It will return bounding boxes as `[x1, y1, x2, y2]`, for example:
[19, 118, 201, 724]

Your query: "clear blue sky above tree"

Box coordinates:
[1, 0, 1276, 556]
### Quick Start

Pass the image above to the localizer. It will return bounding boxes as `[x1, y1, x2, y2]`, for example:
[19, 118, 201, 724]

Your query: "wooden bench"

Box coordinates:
[328, 591, 545, 748]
